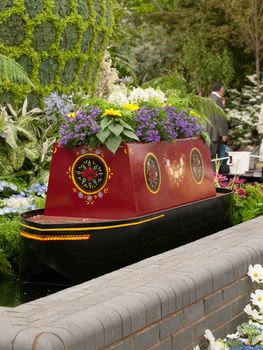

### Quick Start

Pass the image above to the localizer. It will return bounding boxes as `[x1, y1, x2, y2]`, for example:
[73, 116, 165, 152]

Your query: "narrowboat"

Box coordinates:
[20, 138, 233, 282]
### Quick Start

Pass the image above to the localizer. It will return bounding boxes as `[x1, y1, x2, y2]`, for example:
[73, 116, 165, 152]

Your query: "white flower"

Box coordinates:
[248, 264, 263, 283]
[226, 332, 239, 339]
[204, 329, 229, 350]
[4, 195, 31, 209]
[251, 290, 263, 307]
[193, 346, 200, 350]
[108, 91, 128, 106]
[244, 304, 263, 322]
[128, 87, 166, 104]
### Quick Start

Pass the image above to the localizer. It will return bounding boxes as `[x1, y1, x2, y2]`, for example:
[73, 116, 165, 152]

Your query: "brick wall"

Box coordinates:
[0, 216, 262, 350]
[104, 276, 250, 350]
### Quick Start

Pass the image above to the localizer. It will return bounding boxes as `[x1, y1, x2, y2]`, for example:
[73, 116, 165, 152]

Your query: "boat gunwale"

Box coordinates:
[20, 188, 232, 232]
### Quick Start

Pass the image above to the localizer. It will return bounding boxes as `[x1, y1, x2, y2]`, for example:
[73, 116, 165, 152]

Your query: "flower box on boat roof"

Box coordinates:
[44, 88, 216, 219]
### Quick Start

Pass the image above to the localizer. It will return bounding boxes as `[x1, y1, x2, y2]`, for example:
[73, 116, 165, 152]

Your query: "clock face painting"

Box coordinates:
[144, 153, 161, 194]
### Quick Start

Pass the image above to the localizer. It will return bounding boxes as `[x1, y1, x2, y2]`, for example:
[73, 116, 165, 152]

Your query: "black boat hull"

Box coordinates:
[20, 189, 232, 282]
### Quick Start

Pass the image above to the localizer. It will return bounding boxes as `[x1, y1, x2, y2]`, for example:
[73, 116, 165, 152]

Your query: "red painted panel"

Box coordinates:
[44, 138, 216, 219]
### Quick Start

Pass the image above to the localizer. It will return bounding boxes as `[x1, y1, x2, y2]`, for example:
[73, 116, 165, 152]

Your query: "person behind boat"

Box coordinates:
[207, 81, 229, 171]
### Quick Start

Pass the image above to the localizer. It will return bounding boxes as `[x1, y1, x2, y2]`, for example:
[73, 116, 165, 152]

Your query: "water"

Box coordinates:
[0, 273, 72, 307]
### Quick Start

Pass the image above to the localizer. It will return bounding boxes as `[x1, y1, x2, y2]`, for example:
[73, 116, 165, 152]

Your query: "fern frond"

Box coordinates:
[188, 95, 228, 120]
[0, 54, 34, 87]
[143, 72, 188, 94]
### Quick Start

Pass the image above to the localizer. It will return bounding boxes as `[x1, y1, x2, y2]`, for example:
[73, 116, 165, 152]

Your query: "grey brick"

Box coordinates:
[147, 283, 177, 315]
[129, 290, 161, 324]
[183, 301, 204, 326]
[13, 327, 75, 350]
[172, 327, 193, 350]
[194, 304, 232, 338]
[223, 281, 241, 304]
[240, 276, 252, 294]
[134, 287, 170, 318]
[109, 338, 132, 350]
[183, 268, 213, 300]
[201, 259, 234, 291]
[134, 324, 160, 350]
[117, 296, 147, 333]
[158, 279, 184, 311]
[150, 338, 172, 350]
[204, 291, 223, 315]
[223, 314, 247, 336]
[160, 312, 183, 339]
[88, 307, 122, 346]
[105, 302, 132, 337]
[51, 316, 104, 350]
[219, 252, 247, 280]
[232, 294, 250, 317]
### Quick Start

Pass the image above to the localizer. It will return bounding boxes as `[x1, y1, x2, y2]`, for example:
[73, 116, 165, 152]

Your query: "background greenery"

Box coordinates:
[0, 0, 114, 107]
[110, 0, 262, 94]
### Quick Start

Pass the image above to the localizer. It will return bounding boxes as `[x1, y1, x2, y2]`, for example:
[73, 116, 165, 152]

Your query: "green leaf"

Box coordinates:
[7, 145, 25, 170]
[16, 126, 35, 141]
[123, 129, 139, 141]
[0, 54, 35, 87]
[119, 119, 135, 131]
[105, 135, 122, 153]
[96, 129, 111, 143]
[3, 124, 18, 149]
[24, 142, 40, 161]
[109, 124, 124, 137]
[100, 117, 112, 130]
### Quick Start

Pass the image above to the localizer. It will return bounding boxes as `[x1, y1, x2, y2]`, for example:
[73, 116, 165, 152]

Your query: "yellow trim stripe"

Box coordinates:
[20, 231, 91, 241]
[20, 214, 165, 232]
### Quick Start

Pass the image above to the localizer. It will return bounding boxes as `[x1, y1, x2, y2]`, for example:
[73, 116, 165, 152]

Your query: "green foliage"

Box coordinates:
[0, 54, 34, 87]
[112, 0, 256, 91]
[0, 216, 20, 275]
[180, 38, 234, 95]
[0, 276, 20, 307]
[97, 115, 138, 153]
[0, 98, 56, 181]
[0, 0, 114, 107]
[215, 174, 263, 225]
[232, 183, 263, 225]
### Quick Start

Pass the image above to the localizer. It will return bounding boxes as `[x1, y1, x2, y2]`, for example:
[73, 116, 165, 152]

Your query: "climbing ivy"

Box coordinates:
[0, 0, 114, 107]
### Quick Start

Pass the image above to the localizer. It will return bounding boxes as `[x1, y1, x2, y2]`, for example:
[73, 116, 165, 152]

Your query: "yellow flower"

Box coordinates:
[124, 103, 139, 111]
[104, 108, 122, 117]
[67, 112, 76, 118]
[189, 110, 201, 118]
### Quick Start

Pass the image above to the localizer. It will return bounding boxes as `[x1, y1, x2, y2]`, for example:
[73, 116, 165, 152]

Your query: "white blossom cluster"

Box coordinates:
[108, 86, 167, 106]
[227, 75, 262, 150]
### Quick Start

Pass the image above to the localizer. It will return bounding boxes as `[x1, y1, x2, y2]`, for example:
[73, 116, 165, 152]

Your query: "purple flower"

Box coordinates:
[58, 107, 101, 148]
[135, 106, 204, 143]
[135, 107, 161, 143]
[44, 91, 73, 122]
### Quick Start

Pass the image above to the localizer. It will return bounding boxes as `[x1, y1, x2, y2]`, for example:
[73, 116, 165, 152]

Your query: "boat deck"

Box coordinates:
[24, 191, 228, 226]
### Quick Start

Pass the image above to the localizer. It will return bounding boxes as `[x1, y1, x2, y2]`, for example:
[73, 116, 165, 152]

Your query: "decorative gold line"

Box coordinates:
[20, 231, 92, 241]
[20, 214, 165, 232]
[71, 153, 109, 195]
[144, 152, 161, 194]
[190, 148, 204, 185]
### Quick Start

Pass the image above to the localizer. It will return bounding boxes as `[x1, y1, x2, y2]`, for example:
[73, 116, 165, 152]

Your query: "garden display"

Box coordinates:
[16, 87, 235, 282]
